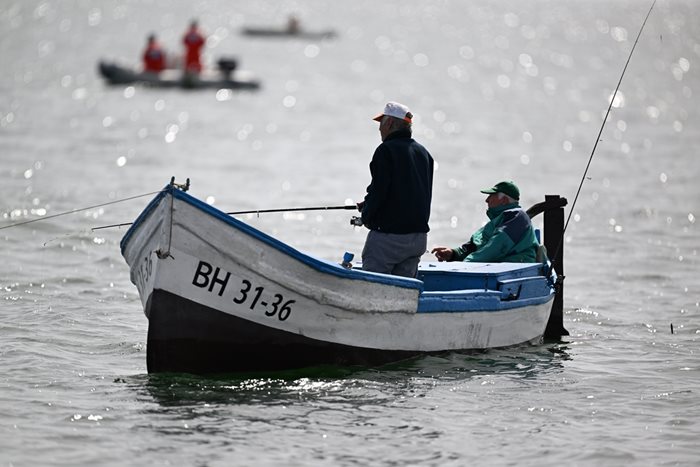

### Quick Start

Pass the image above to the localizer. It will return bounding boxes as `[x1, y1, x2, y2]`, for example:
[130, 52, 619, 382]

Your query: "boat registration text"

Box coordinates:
[191, 260, 295, 321]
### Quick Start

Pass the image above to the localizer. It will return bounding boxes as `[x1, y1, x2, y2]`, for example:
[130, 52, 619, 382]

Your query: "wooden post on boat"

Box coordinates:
[527, 195, 569, 338]
[543, 195, 569, 338]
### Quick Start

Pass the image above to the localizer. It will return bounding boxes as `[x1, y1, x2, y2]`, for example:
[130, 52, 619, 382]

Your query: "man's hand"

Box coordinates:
[431, 247, 454, 262]
[356, 201, 365, 212]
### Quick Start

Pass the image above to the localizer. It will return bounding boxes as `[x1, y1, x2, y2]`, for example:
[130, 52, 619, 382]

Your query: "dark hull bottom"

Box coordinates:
[146, 289, 423, 374]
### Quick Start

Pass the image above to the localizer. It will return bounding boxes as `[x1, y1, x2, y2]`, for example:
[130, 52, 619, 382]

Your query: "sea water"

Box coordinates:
[1, 0, 699, 465]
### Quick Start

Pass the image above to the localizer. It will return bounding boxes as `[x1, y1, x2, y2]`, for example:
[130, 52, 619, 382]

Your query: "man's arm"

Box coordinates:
[451, 239, 477, 261]
[432, 239, 476, 262]
[465, 210, 526, 262]
[464, 230, 513, 262]
[361, 147, 391, 228]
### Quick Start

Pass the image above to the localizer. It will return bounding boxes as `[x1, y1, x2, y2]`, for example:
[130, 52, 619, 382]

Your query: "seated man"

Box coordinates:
[431, 180, 539, 263]
[142, 34, 166, 73]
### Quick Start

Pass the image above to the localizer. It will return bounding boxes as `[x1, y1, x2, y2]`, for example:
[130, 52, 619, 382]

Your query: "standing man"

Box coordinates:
[358, 102, 434, 278]
[431, 181, 539, 263]
[182, 20, 205, 74]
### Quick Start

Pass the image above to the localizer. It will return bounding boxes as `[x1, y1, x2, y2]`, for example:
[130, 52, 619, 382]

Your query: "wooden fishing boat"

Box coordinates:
[120, 181, 567, 374]
[98, 60, 261, 90]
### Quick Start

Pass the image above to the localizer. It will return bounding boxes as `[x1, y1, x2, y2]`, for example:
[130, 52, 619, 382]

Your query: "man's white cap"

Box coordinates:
[373, 101, 413, 123]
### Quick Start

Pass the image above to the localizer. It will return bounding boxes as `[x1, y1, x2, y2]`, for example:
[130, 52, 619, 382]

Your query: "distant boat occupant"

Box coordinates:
[182, 20, 206, 73]
[358, 101, 434, 278]
[431, 180, 539, 263]
[287, 15, 300, 34]
[142, 34, 166, 73]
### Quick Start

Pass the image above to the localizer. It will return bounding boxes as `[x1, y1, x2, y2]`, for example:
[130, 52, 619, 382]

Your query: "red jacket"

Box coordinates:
[143, 42, 166, 72]
[183, 28, 205, 72]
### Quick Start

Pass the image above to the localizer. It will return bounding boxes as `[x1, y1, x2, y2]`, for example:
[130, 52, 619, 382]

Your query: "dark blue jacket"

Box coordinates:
[361, 130, 433, 234]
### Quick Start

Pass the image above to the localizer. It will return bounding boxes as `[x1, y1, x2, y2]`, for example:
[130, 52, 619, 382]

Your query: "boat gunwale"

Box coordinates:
[120, 186, 556, 305]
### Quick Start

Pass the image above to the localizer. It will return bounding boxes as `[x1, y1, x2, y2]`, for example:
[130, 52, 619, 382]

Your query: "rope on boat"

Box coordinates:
[155, 189, 175, 259]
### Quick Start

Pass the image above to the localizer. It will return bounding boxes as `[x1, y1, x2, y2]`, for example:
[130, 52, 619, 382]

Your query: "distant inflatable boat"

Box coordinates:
[97, 59, 261, 90]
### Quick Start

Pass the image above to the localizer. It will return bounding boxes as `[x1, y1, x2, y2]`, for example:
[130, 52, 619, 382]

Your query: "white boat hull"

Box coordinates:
[121, 185, 555, 373]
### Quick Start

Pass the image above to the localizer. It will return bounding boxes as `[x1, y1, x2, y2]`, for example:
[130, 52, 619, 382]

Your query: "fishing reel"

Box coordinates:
[350, 216, 363, 227]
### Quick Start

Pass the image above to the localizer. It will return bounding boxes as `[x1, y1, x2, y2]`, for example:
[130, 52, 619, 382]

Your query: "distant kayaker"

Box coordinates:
[182, 20, 206, 73]
[142, 34, 166, 73]
[357, 102, 434, 278]
[431, 181, 539, 263]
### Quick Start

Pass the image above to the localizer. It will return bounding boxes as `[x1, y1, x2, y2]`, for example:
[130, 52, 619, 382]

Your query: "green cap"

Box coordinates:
[480, 180, 520, 200]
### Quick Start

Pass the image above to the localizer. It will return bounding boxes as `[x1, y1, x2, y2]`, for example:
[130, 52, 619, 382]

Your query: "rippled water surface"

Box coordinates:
[2, 0, 699, 465]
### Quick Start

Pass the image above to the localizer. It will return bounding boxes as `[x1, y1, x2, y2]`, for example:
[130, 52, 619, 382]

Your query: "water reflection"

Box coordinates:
[381, 342, 572, 381]
[133, 342, 571, 410]
[120, 343, 574, 451]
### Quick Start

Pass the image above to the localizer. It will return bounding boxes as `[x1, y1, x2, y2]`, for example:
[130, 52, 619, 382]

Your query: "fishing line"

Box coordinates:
[552, 0, 656, 262]
[0, 190, 163, 231]
[42, 229, 94, 247]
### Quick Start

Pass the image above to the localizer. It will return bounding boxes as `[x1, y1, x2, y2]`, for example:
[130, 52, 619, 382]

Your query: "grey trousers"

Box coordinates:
[361, 230, 427, 278]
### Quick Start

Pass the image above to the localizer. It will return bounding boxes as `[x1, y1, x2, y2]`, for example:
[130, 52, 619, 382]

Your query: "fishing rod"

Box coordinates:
[227, 205, 356, 215]
[549, 0, 656, 265]
[91, 204, 357, 231]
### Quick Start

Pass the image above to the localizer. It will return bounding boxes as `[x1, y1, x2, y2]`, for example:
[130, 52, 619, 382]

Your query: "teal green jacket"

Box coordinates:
[452, 203, 539, 263]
